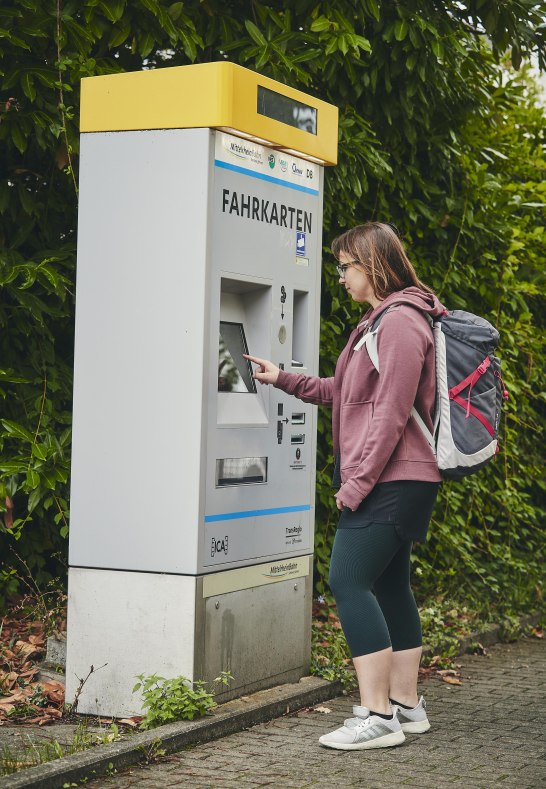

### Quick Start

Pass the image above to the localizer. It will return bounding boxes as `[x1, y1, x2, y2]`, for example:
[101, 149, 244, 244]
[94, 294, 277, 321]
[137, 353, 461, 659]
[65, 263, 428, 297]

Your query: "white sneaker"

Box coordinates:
[391, 695, 431, 733]
[318, 705, 405, 751]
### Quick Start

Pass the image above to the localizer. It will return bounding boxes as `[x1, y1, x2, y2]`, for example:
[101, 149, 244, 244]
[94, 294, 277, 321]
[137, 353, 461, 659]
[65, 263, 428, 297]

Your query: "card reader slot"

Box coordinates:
[291, 412, 305, 425]
[290, 434, 305, 445]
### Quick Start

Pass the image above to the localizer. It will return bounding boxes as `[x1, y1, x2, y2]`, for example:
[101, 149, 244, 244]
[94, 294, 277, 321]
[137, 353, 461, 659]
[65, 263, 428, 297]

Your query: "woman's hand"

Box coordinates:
[335, 494, 347, 511]
[244, 354, 280, 386]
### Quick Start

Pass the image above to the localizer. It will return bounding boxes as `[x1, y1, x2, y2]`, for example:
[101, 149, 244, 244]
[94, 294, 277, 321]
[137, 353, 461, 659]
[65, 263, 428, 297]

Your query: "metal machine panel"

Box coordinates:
[202, 575, 311, 696]
[69, 128, 211, 575]
[204, 508, 310, 568]
[198, 131, 323, 572]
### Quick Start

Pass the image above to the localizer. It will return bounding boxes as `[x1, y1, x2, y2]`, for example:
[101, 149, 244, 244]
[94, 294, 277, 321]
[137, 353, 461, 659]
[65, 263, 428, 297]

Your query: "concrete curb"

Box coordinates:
[0, 676, 343, 789]
[421, 611, 543, 658]
[457, 612, 542, 653]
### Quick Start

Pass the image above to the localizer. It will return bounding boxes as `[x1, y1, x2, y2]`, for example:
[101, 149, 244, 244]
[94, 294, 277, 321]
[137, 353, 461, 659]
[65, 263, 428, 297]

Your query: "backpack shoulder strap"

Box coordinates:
[354, 304, 436, 450]
[353, 306, 395, 370]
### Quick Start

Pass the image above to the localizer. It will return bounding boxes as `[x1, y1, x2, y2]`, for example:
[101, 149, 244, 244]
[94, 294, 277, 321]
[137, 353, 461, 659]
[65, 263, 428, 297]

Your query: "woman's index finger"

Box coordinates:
[243, 353, 264, 366]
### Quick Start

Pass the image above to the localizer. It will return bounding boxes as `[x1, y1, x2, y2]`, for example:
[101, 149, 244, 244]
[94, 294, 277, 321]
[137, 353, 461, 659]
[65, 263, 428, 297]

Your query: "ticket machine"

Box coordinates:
[66, 62, 338, 716]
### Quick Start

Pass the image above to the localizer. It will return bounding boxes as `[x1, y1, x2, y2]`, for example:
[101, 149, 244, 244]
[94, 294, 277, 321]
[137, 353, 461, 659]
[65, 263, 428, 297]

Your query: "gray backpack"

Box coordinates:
[358, 307, 508, 479]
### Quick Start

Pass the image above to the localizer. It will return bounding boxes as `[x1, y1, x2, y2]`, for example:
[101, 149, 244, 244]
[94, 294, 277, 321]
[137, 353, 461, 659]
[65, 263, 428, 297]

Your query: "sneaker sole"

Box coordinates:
[318, 729, 406, 751]
[400, 719, 431, 733]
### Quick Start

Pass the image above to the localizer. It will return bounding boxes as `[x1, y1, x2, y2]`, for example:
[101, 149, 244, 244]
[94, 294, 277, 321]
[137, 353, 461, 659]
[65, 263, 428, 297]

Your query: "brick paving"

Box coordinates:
[86, 638, 546, 788]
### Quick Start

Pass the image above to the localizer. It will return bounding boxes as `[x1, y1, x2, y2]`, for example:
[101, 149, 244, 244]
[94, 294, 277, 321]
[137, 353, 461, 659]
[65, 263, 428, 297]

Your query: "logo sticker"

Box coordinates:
[223, 138, 263, 166]
[268, 153, 276, 169]
[296, 231, 306, 257]
[211, 536, 229, 557]
[262, 561, 299, 578]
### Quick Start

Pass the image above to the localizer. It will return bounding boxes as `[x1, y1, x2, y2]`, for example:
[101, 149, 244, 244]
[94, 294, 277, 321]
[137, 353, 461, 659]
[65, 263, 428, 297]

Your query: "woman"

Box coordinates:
[246, 222, 445, 751]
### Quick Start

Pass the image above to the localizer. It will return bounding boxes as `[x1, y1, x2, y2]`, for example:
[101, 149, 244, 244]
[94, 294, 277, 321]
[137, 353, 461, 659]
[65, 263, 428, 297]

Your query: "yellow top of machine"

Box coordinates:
[80, 61, 338, 166]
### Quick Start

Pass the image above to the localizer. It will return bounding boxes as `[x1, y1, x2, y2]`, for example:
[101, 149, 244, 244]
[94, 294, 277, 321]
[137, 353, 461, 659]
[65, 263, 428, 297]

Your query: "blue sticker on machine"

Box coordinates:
[296, 231, 306, 256]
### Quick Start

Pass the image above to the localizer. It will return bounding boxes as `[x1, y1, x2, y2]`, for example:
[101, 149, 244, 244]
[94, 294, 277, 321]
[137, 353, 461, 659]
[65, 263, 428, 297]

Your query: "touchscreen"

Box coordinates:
[218, 322, 257, 393]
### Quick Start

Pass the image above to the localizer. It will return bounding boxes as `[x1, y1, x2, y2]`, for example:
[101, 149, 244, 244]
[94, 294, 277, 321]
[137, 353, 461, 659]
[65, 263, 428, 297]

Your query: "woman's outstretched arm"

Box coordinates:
[244, 354, 335, 405]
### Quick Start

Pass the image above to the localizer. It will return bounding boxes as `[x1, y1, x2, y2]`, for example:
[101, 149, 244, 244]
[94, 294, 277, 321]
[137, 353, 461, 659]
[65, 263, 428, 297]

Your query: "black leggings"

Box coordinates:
[329, 524, 421, 657]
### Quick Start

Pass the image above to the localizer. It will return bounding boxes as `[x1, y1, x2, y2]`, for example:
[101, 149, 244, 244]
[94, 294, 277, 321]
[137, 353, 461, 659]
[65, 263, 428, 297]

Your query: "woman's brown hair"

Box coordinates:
[331, 222, 433, 299]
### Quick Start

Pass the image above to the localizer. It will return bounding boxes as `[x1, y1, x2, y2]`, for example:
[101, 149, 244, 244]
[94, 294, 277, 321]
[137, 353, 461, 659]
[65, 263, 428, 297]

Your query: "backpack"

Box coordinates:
[357, 307, 508, 479]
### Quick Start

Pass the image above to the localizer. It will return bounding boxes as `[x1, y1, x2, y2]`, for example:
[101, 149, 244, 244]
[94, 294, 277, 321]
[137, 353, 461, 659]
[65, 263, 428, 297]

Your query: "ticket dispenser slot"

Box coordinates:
[216, 457, 268, 487]
[292, 290, 309, 368]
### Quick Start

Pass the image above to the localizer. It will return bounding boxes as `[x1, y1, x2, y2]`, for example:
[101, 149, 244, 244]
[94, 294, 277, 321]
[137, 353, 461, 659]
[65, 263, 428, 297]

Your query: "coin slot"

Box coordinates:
[292, 290, 309, 368]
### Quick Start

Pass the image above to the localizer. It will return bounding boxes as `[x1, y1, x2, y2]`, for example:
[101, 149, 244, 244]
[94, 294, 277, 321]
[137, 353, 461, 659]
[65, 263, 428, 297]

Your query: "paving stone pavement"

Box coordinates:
[85, 638, 545, 789]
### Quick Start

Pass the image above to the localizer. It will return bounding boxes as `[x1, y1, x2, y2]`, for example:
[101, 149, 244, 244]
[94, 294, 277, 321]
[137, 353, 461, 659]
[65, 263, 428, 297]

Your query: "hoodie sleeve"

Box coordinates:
[336, 305, 432, 510]
[274, 369, 334, 406]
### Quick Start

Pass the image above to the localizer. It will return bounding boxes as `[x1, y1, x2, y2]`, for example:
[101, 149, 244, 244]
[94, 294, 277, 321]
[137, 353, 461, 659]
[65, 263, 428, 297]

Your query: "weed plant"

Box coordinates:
[133, 671, 233, 729]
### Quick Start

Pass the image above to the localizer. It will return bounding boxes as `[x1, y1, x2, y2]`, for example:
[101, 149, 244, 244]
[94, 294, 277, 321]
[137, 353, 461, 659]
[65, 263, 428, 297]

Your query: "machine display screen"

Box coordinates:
[218, 321, 257, 393]
[257, 86, 317, 135]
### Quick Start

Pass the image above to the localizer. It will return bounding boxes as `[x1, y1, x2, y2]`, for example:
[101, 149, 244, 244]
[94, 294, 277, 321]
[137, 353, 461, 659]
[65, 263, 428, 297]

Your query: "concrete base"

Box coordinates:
[66, 562, 312, 717]
[65, 568, 196, 717]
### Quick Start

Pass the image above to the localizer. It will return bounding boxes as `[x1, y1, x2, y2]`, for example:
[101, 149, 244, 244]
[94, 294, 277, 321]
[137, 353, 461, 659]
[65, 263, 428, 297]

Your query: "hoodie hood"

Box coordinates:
[357, 287, 447, 331]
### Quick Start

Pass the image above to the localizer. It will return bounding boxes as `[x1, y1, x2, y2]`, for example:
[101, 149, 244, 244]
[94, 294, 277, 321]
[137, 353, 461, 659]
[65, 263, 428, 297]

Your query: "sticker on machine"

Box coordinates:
[214, 132, 320, 193]
[284, 522, 304, 547]
[296, 231, 306, 256]
[202, 556, 311, 598]
[290, 447, 306, 470]
[262, 559, 303, 579]
[221, 135, 264, 166]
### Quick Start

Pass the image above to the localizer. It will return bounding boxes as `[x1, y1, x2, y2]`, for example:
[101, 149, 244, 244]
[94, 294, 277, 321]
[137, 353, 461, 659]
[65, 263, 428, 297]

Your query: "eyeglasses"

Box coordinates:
[335, 260, 359, 278]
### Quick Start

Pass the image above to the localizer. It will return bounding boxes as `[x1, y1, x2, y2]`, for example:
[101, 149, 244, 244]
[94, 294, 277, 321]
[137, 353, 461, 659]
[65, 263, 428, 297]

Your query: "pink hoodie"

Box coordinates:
[275, 288, 446, 511]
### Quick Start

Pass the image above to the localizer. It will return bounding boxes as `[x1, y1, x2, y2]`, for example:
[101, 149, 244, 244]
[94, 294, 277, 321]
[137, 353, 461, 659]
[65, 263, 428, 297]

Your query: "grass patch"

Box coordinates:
[0, 719, 123, 777]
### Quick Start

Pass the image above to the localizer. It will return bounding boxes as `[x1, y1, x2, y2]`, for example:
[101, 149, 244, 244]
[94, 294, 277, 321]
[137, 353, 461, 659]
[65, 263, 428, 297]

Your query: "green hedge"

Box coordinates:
[1, 1, 544, 615]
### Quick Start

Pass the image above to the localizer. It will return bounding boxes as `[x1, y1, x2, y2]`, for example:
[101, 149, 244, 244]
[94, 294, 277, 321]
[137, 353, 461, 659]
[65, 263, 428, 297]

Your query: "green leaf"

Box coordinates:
[100, 0, 125, 23]
[21, 72, 36, 101]
[28, 486, 41, 513]
[26, 468, 40, 487]
[255, 47, 270, 70]
[109, 20, 131, 48]
[10, 124, 27, 154]
[2, 420, 34, 442]
[365, 0, 380, 22]
[244, 20, 267, 47]
[310, 17, 333, 33]
[324, 37, 338, 56]
[138, 0, 158, 12]
[41, 470, 58, 490]
[168, 2, 184, 21]
[394, 20, 408, 41]
[31, 443, 48, 460]
[138, 31, 155, 57]
[431, 38, 444, 59]
[406, 51, 418, 70]
[0, 462, 28, 476]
